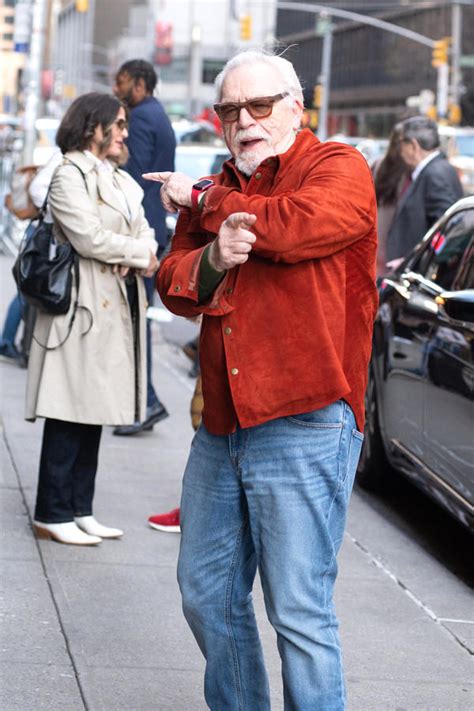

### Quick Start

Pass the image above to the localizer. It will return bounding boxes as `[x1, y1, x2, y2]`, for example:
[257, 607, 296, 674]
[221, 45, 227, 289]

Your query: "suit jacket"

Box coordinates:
[124, 96, 176, 248]
[387, 153, 463, 261]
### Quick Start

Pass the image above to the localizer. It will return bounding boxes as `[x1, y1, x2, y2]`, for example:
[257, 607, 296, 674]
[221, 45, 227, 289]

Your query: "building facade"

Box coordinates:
[276, 0, 474, 136]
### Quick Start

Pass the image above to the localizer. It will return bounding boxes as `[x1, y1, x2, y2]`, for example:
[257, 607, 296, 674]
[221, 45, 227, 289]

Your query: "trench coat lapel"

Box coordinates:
[114, 168, 144, 225]
[96, 169, 132, 225]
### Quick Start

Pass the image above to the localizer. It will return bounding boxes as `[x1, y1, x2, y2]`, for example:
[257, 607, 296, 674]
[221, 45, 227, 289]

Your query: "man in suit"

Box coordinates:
[113, 59, 176, 435]
[386, 116, 463, 267]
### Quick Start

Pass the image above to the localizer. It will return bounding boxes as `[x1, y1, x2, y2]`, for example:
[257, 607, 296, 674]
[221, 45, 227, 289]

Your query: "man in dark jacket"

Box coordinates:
[113, 59, 176, 435]
[387, 116, 463, 265]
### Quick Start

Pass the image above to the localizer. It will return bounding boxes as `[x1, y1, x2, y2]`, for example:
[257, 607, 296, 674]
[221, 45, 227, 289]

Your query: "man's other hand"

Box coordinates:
[209, 212, 257, 272]
[142, 171, 194, 212]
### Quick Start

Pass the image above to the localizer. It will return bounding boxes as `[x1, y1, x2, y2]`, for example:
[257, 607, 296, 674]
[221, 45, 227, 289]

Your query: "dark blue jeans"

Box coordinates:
[34, 419, 102, 523]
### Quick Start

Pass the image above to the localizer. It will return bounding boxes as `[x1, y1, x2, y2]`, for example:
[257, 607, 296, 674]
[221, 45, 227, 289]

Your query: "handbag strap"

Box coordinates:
[32, 256, 93, 351]
[32, 162, 94, 351]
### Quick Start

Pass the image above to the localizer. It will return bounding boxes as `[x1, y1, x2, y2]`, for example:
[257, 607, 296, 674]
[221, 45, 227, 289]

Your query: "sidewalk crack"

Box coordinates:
[346, 531, 473, 656]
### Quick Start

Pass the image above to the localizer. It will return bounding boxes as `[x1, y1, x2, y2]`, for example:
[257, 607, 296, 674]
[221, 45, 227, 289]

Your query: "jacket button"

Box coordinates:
[226, 288, 233, 295]
[231, 367, 239, 375]
[255, 172, 262, 180]
[173, 285, 181, 292]
[224, 327, 232, 335]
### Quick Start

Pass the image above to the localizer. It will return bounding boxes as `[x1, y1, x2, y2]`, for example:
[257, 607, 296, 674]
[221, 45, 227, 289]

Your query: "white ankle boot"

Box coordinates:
[74, 516, 123, 539]
[33, 521, 102, 546]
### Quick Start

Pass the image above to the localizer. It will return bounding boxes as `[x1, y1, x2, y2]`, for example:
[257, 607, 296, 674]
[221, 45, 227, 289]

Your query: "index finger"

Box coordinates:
[142, 171, 172, 182]
[225, 212, 257, 228]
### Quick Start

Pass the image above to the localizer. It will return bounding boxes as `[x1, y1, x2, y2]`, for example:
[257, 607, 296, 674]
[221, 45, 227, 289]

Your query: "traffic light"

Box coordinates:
[76, 0, 89, 11]
[431, 37, 450, 68]
[240, 14, 252, 41]
[313, 85, 323, 108]
[449, 103, 461, 125]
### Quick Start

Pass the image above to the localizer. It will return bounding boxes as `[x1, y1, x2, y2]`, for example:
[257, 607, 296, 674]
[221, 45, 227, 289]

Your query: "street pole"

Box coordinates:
[22, 0, 48, 165]
[437, 63, 449, 121]
[317, 19, 333, 142]
[450, 2, 462, 119]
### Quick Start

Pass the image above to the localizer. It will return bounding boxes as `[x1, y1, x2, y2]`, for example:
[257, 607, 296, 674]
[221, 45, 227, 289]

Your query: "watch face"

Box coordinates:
[193, 179, 214, 191]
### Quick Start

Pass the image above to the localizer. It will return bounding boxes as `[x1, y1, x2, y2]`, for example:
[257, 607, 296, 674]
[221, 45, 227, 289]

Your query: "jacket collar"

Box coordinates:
[222, 129, 319, 187]
[64, 150, 98, 175]
[65, 151, 139, 225]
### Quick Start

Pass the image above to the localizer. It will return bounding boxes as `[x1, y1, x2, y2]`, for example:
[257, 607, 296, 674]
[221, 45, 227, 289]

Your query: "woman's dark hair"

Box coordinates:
[117, 59, 157, 94]
[56, 92, 124, 154]
[374, 124, 408, 206]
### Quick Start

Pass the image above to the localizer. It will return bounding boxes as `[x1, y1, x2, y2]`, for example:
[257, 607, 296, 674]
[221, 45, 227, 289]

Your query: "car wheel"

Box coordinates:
[357, 365, 390, 490]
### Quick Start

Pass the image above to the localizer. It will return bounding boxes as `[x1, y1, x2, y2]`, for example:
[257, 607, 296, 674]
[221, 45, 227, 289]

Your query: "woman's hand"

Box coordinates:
[112, 264, 131, 278]
[142, 251, 159, 278]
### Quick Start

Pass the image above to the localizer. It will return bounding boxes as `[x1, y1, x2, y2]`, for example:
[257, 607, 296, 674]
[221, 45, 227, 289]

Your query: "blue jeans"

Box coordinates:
[1, 294, 22, 346]
[178, 400, 363, 711]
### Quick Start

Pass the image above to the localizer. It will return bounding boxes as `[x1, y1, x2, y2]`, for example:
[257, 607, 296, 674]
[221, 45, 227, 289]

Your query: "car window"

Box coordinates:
[414, 209, 474, 291]
[210, 154, 228, 174]
[454, 241, 474, 290]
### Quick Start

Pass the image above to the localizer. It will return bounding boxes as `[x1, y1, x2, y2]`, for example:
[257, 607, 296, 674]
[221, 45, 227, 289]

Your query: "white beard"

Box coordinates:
[235, 153, 263, 176]
[233, 132, 272, 176]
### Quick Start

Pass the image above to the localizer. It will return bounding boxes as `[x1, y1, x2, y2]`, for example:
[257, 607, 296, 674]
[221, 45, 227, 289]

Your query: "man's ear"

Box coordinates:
[133, 78, 147, 97]
[292, 99, 304, 130]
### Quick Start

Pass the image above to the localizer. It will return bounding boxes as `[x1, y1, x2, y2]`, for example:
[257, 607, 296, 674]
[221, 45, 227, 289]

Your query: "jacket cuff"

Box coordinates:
[198, 244, 226, 303]
[165, 245, 234, 316]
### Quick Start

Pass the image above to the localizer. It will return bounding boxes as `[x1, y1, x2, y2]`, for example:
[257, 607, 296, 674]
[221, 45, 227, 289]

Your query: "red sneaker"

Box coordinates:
[148, 508, 181, 533]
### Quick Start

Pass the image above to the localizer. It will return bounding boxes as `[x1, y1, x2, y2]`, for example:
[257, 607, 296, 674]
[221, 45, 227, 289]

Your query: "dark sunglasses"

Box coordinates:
[213, 92, 290, 123]
[113, 118, 129, 131]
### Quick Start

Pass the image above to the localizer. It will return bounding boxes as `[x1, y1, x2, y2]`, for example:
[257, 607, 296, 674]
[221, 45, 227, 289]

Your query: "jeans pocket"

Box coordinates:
[343, 428, 364, 489]
[286, 400, 344, 429]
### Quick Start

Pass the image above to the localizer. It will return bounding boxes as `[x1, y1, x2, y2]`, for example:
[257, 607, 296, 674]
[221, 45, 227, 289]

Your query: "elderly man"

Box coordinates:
[148, 50, 377, 709]
[387, 116, 463, 266]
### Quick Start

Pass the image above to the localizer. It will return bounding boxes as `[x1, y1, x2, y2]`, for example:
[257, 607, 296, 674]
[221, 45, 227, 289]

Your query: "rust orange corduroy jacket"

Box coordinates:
[157, 129, 378, 435]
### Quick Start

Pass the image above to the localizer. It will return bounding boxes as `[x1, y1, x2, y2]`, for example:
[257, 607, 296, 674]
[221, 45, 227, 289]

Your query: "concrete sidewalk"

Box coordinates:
[1, 254, 472, 710]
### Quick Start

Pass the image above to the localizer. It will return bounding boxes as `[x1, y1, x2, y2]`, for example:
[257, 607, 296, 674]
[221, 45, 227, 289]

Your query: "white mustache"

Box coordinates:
[236, 131, 269, 143]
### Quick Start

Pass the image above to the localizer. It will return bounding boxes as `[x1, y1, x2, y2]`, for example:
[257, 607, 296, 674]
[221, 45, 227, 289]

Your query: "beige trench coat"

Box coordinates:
[25, 151, 157, 425]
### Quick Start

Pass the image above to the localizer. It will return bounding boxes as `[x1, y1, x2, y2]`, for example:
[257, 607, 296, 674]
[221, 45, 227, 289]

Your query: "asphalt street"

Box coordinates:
[0, 254, 472, 710]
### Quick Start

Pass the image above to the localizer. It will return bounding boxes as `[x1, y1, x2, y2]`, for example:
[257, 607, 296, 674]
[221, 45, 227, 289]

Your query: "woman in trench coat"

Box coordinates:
[26, 93, 158, 546]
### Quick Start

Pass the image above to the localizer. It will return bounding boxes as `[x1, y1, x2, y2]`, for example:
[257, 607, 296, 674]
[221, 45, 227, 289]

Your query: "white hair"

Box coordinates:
[214, 49, 304, 104]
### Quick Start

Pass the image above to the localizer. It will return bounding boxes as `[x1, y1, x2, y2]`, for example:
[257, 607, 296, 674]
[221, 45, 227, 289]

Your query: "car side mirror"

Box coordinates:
[436, 290, 474, 323]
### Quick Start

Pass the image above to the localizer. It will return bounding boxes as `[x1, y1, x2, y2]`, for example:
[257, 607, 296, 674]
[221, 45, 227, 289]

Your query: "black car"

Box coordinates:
[358, 197, 474, 531]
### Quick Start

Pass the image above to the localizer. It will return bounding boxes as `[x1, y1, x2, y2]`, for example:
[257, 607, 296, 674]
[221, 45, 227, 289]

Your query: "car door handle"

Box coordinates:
[393, 351, 407, 359]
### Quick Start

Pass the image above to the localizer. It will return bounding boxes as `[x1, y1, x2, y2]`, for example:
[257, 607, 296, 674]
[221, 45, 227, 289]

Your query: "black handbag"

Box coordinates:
[13, 207, 77, 316]
[12, 167, 91, 351]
